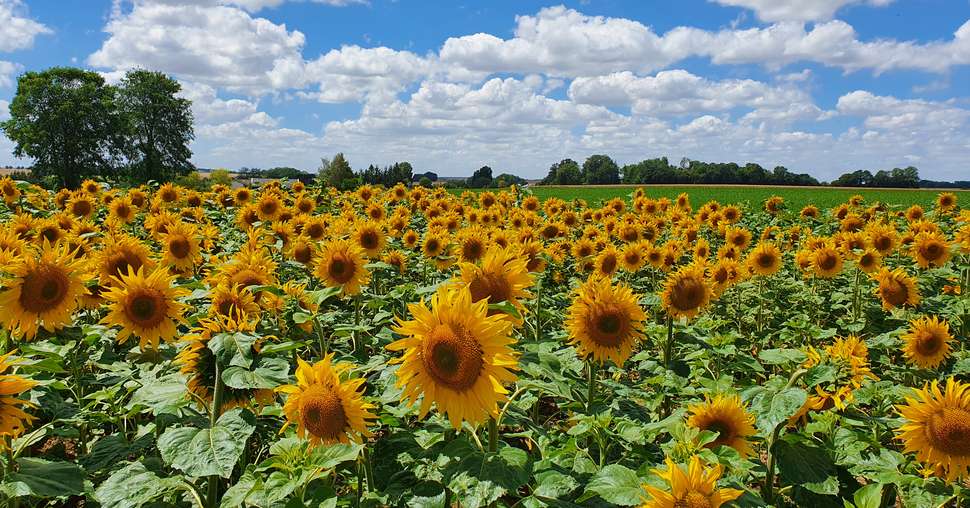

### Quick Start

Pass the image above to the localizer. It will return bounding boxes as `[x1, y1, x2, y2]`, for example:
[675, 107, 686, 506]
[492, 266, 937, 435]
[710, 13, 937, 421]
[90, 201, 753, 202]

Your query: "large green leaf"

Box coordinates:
[223, 356, 290, 389]
[750, 386, 808, 435]
[582, 464, 643, 506]
[0, 458, 85, 498]
[158, 407, 256, 478]
[208, 331, 258, 369]
[94, 461, 184, 508]
[775, 436, 839, 496]
[127, 372, 190, 416]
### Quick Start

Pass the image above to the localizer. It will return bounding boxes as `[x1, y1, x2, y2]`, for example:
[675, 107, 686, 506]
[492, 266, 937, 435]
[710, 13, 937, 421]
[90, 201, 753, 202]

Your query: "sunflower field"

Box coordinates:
[0, 177, 968, 508]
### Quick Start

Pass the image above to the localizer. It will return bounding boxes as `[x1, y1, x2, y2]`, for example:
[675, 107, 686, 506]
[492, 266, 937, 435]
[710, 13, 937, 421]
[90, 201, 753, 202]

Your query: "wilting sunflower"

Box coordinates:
[388, 285, 518, 429]
[901, 315, 953, 369]
[277, 354, 377, 447]
[661, 264, 713, 320]
[872, 267, 920, 311]
[746, 242, 782, 276]
[177, 313, 274, 413]
[458, 246, 534, 323]
[686, 394, 756, 457]
[0, 353, 38, 443]
[896, 377, 970, 482]
[565, 276, 646, 366]
[159, 221, 202, 272]
[314, 238, 370, 295]
[101, 266, 189, 350]
[640, 455, 743, 508]
[0, 242, 88, 340]
[812, 245, 843, 278]
[911, 231, 951, 268]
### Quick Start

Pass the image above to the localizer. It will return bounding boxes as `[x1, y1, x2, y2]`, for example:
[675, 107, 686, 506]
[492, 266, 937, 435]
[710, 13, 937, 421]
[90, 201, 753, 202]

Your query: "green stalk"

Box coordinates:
[762, 368, 807, 504]
[362, 446, 375, 492]
[533, 277, 542, 342]
[662, 315, 674, 418]
[586, 361, 598, 414]
[206, 362, 225, 508]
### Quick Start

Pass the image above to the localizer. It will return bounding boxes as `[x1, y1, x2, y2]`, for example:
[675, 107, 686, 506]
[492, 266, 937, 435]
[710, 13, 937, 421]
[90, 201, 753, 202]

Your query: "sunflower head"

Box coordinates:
[812, 245, 843, 278]
[661, 264, 712, 320]
[746, 242, 782, 276]
[911, 231, 951, 268]
[314, 238, 370, 295]
[901, 315, 952, 369]
[872, 267, 920, 311]
[458, 246, 534, 323]
[686, 394, 756, 457]
[896, 378, 970, 482]
[641, 456, 743, 508]
[101, 266, 189, 350]
[566, 276, 646, 366]
[389, 285, 518, 429]
[276, 354, 377, 447]
[0, 353, 39, 442]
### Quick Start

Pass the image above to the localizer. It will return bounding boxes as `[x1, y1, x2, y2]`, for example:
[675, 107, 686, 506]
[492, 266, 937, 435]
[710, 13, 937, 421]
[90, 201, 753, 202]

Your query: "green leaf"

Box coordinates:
[94, 461, 184, 508]
[852, 483, 884, 508]
[775, 437, 839, 495]
[127, 372, 191, 416]
[223, 357, 290, 389]
[582, 464, 643, 506]
[758, 348, 807, 365]
[804, 364, 838, 388]
[1, 458, 85, 498]
[751, 386, 808, 435]
[158, 408, 256, 478]
[208, 331, 258, 369]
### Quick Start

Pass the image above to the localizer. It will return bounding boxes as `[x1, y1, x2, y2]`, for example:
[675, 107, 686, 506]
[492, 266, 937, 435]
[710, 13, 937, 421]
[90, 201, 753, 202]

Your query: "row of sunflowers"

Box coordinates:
[0, 175, 967, 507]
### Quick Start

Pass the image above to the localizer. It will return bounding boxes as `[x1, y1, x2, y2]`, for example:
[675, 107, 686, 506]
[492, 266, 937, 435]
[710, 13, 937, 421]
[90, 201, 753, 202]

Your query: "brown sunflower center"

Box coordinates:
[468, 272, 512, 306]
[306, 223, 325, 239]
[125, 291, 167, 328]
[926, 408, 970, 456]
[873, 236, 891, 252]
[675, 491, 713, 508]
[880, 278, 909, 307]
[914, 330, 943, 357]
[71, 200, 92, 217]
[293, 244, 313, 264]
[360, 231, 379, 250]
[463, 241, 483, 261]
[587, 307, 630, 347]
[161, 190, 178, 202]
[670, 276, 706, 311]
[328, 254, 356, 284]
[168, 237, 191, 259]
[756, 252, 776, 268]
[599, 254, 618, 274]
[217, 298, 240, 317]
[703, 419, 734, 447]
[300, 388, 348, 441]
[919, 242, 944, 261]
[19, 265, 70, 313]
[422, 324, 483, 391]
[260, 200, 278, 216]
[817, 252, 838, 271]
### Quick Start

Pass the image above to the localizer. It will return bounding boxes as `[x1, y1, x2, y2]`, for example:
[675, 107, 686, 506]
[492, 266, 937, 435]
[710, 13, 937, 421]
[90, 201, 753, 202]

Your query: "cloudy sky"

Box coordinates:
[1, 0, 969, 180]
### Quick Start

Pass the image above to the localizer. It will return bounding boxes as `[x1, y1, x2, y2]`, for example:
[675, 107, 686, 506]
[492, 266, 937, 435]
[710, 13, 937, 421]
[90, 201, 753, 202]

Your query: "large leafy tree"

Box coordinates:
[320, 153, 355, 189]
[582, 154, 620, 184]
[1, 67, 125, 188]
[118, 70, 194, 183]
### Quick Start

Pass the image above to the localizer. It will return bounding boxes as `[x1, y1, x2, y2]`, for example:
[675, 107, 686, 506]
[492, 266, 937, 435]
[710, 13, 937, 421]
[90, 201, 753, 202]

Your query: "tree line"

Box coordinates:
[1, 67, 194, 189]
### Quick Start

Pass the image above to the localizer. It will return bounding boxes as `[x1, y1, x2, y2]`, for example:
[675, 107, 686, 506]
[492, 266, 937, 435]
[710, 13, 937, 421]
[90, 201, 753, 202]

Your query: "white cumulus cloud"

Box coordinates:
[710, 0, 894, 22]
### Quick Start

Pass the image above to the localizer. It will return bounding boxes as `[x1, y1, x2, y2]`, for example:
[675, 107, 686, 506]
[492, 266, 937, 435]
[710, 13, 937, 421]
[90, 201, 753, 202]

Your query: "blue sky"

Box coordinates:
[1, 0, 969, 180]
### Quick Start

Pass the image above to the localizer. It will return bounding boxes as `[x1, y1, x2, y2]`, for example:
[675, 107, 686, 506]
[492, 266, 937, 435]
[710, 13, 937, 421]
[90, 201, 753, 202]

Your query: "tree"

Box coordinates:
[494, 173, 526, 187]
[582, 155, 620, 184]
[320, 153, 354, 189]
[542, 159, 581, 185]
[1, 67, 125, 188]
[467, 166, 493, 188]
[118, 70, 194, 183]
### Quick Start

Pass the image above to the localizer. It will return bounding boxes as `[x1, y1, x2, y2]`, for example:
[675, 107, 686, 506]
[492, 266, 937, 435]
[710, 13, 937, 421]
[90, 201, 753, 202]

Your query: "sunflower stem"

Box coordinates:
[487, 417, 498, 453]
[662, 316, 673, 418]
[362, 445, 375, 491]
[533, 277, 542, 342]
[852, 267, 862, 323]
[763, 368, 807, 504]
[206, 362, 225, 508]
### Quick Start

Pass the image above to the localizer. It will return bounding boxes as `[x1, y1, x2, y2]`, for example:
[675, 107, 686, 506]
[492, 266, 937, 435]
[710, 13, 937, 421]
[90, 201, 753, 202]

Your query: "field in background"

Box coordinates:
[516, 184, 967, 209]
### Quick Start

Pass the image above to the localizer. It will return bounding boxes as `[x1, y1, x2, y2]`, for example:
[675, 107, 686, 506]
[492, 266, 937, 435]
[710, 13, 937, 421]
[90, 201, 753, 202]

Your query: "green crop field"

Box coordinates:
[511, 185, 968, 209]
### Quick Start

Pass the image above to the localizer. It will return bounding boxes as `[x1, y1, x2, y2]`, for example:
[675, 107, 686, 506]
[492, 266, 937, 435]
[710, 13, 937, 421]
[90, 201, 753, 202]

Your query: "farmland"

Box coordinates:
[0, 177, 967, 507]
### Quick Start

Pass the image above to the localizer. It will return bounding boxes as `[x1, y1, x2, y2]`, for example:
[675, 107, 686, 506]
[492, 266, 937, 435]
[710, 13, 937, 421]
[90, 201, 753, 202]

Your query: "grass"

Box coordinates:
[507, 185, 967, 209]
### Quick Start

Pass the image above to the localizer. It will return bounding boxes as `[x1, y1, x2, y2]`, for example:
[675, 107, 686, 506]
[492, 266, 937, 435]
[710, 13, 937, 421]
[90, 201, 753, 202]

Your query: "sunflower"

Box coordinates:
[402, 230, 419, 249]
[176, 313, 274, 413]
[0, 353, 38, 443]
[209, 283, 260, 318]
[383, 250, 407, 273]
[0, 242, 88, 340]
[873, 267, 920, 311]
[595, 245, 621, 278]
[621, 242, 646, 272]
[67, 193, 97, 219]
[353, 222, 386, 258]
[109, 196, 136, 224]
[856, 248, 881, 273]
[686, 394, 756, 457]
[256, 193, 283, 221]
[458, 246, 534, 323]
[745, 242, 782, 276]
[458, 234, 486, 263]
[896, 378, 970, 482]
[935, 192, 957, 213]
[97, 234, 155, 286]
[901, 316, 953, 369]
[709, 258, 743, 296]
[314, 238, 370, 295]
[388, 285, 518, 429]
[101, 266, 189, 350]
[661, 264, 712, 320]
[159, 221, 202, 272]
[421, 231, 447, 258]
[0, 177, 20, 205]
[641, 456, 743, 508]
[911, 231, 951, 268]
[565, 276, 646, 366]
[811, 245, 843, 278]
[277, 354, 377, 447]
[800, 205, 820, 219]
[724, 227, 751, 251]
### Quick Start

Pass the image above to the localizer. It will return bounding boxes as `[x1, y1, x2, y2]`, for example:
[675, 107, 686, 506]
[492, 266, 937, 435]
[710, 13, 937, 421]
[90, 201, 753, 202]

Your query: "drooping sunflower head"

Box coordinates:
[686, 394, 757, 457]
[314, 238, 370, 295]
[896, 378, 970, 482]
[382, 250, 407, 273]
[458, 246, 534, 323]
[389, 285, 518, 429]
[101, 266, 189, 351]
[872, 267, 920, 311]
[0, 241, 89, 340]
[661, 264, 713, 320]
[277, 355, 377, 447]
[640, 455, 743, 508]
[566, 276, 646, 367]
[901, 315, 953, 369]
